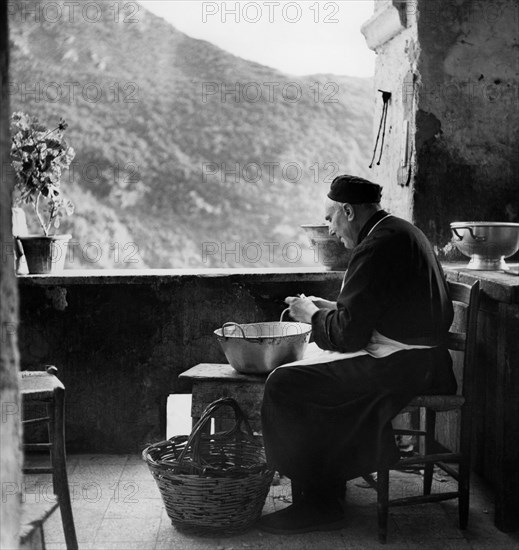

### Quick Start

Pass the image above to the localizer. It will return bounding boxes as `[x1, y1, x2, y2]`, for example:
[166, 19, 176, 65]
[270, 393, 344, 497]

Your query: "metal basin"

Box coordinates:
[450, 222, 519, 271]
[214, 309, 312, 374]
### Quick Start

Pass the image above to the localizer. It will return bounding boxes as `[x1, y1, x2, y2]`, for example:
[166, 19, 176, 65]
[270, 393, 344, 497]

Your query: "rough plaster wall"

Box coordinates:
[369, 2, 419, 221]
[414, 0, 519, 247]
[17, 275, 342, 452]
[0, 1, 22, 547]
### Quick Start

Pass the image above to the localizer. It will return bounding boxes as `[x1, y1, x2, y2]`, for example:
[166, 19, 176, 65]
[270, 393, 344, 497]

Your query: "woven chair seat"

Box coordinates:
[19, 371, 64, 401]
[401, 394, 465, 413]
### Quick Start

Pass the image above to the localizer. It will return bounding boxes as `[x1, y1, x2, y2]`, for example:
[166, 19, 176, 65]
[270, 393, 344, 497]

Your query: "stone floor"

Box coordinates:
[22, 453, 519, 550]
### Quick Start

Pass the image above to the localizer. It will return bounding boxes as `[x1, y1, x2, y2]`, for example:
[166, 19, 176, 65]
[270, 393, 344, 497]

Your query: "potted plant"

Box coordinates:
[10, 112, 76, 274]
[301, 224, 352, 270]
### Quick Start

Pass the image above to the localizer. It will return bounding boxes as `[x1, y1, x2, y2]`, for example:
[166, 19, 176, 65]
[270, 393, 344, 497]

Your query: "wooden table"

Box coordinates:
[179, 363, 268, 432]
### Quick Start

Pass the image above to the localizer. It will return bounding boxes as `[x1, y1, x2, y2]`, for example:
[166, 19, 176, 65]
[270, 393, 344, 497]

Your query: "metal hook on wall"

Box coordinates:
[369, 90, 392, 169]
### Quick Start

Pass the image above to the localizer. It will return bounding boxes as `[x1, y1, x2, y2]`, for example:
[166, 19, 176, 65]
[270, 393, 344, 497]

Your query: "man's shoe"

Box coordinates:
[257, 499, 345, 535]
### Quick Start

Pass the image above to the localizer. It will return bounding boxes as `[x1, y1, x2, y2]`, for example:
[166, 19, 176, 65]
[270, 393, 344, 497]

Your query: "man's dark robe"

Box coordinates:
[261, 211, 457, 489]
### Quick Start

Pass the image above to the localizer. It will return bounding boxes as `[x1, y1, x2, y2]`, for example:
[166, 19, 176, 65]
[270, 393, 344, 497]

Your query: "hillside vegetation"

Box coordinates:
[9, 0, 374, 268]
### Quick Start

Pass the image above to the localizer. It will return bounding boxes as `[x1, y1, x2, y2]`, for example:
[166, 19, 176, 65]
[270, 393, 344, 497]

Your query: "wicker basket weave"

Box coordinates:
[142, 397, 274, 534]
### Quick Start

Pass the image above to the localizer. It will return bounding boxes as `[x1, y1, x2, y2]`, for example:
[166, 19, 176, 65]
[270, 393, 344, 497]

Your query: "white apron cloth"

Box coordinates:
[279, 330, 435, 368]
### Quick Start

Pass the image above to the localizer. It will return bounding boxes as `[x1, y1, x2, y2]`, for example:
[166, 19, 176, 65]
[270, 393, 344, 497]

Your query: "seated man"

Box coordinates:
[259, 175, 456, 534]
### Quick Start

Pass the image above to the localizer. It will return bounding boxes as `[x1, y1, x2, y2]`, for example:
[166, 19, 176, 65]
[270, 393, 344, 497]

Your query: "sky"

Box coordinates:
[138, 1, 376, 77]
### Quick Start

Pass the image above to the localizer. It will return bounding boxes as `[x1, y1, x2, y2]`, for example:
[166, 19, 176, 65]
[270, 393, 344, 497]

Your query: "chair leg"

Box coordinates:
[377, 468, 389, 544]
[423, 409, 436, 495]
[50, 389, 78, 550]
[291, 479, 303, 504]
[458, 459, 470, 529]
[458, 400, 473, 530]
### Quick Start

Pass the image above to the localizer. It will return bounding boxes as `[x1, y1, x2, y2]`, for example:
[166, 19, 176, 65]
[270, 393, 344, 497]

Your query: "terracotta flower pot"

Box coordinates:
[16, 235, 71, 274]
[301, 225, 351, 270]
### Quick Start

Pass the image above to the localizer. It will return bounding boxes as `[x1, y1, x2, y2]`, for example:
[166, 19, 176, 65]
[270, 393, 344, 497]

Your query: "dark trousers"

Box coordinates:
[261, 347, 456, 493]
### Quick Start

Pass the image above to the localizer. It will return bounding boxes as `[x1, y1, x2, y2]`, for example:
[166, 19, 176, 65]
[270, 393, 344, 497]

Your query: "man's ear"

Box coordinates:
[342, 203, 354, 221]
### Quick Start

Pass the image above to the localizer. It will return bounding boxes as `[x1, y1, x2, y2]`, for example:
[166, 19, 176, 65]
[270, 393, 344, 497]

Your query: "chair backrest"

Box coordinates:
[446, 280, 481, 400]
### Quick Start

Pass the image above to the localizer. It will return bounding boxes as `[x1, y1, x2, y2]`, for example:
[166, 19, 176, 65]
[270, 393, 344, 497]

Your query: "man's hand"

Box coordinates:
[284, 295, 319, 323]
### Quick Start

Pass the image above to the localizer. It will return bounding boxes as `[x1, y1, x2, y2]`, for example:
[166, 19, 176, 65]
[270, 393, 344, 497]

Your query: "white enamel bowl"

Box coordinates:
[450, 222, 519, 271]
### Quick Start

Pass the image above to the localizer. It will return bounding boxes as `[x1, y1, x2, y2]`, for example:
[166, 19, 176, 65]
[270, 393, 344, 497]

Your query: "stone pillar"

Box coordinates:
[361, 1, 418, 222]
[362, 0, 519, 250]
[0, 0, 22, 547]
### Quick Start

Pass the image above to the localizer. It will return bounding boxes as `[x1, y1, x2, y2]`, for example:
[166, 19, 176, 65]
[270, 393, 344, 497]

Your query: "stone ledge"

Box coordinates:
[444, 263, 519, 304]
[17, 264, 519, 303]
[16, 267, 345, 285]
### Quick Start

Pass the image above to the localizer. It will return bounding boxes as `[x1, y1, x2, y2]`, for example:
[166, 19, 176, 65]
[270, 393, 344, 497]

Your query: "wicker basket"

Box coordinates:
[142, 397, 274, 534]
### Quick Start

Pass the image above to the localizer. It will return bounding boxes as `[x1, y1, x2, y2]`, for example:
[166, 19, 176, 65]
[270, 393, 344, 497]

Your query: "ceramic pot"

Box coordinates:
[16, 235, 71, 274]
[301, 224, 351, 270]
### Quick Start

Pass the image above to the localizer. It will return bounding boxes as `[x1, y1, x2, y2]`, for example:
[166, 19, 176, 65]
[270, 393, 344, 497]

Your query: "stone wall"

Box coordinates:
[362, 0, 519, 250]
[0, 1, 22, 548]
[414, 0, 519, 247]
[17, 270, 343, 452]
[361, 0, 418, 220]
[16, 266, 519, 531]
[444, 266, 519, 532]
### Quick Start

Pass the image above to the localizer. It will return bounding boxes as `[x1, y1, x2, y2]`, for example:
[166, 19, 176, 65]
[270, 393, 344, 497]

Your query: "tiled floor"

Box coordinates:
[22, 453, 519, 550]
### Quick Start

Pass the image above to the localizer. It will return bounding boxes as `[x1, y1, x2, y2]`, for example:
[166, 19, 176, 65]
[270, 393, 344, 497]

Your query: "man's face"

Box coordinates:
[325, 199, 355, 249]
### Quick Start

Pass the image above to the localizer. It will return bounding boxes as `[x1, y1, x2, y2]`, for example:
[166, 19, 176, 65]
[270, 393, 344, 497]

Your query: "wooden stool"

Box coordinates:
[20, 366, 78, 550]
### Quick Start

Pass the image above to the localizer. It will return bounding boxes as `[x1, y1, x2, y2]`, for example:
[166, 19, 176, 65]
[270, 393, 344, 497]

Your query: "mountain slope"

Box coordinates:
[9, 0, 374, 268]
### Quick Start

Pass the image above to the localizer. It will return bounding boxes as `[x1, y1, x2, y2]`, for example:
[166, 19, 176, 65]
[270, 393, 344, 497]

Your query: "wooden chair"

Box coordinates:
[375, 280, 481, 543]
[20, 366, 78, 550]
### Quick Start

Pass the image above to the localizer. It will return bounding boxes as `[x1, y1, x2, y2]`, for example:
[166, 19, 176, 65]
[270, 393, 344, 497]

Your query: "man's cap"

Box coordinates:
[327, 175, 382, 204]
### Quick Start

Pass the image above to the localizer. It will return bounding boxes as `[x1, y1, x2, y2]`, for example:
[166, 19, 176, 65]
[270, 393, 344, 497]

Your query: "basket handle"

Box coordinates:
[176, 397, 255, 469]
